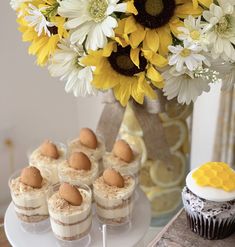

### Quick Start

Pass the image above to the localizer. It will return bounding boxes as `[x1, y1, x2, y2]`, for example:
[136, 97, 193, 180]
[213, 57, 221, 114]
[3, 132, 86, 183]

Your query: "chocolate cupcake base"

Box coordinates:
[185, 210, 235, 240]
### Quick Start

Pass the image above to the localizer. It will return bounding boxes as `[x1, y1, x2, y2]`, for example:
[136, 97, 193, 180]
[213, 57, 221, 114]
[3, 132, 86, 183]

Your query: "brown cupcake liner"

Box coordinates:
[185, 209, 235, 240]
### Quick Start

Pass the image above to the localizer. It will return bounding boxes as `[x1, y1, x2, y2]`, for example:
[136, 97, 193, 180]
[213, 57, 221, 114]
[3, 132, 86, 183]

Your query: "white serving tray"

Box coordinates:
[5, 189, 151, 247]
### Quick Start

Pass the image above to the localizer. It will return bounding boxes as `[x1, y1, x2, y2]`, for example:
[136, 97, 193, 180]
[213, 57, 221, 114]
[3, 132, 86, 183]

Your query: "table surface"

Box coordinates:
[149, 209, 235, 247]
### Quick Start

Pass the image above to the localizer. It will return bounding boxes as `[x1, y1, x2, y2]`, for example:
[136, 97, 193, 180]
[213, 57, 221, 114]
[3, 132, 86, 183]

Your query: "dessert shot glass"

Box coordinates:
[93, 170, 136, 227]
[8, 168, 51, 233]
[28, 141, 67, 185]
[47, 182, 92, 247]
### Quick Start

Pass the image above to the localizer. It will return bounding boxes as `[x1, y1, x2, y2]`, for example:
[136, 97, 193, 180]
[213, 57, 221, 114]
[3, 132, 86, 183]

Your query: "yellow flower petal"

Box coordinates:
[115, 19, 125, 35]
[124, 16, 138, 34]
[115, 37, 129, 47]
[138, 74, 157, 100]
[175, 2, 202, 18]
[82, 52, 103, 66]
[149, 52, 168, 67]
[142, 49, 153, 60]
[129, 24, 146, 48]
[29, 37, 48, 55]
[157, 27, 172, 56]
[114, 80, 132, 106]
[198, 0, 213, 8]
[103, 42, 116, 57]
[127, 1, 138, 15]
[145, 29, 159, 52]
[130, 48, 140, 68]
[147, 66, 164, 87]
[192, 0, 198, 8]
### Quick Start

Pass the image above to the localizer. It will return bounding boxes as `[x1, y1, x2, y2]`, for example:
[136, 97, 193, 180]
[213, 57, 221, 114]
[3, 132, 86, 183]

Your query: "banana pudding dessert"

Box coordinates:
[93, 168, 135, 225]
[103, 140, 141, 180]
[59, 152, 99, 187]
[48, 183, 92, 241]
[68, 128, 105, 163]
[9, 166, 50, 224]
[29, 140, 66, 184]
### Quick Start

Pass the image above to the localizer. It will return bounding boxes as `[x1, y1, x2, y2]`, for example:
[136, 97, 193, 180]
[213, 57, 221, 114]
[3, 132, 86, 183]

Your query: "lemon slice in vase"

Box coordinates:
[147, 186, 182, 217]
[163, 120, 187, 152]
[149, 151, 186, 188]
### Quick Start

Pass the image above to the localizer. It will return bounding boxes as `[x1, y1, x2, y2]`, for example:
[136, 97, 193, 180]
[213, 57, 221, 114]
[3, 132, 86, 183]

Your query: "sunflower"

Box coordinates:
[82, 42, 166, 106]
[17, 0, 68, 66]
[115, 0, 203, 57]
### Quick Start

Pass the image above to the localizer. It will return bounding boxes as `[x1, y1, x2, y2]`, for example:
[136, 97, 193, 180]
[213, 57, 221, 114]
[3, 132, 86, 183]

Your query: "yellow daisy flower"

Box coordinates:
[17, 0, 68, 66]
[115, 0, 203, 57]
[82, 42, 166, 106]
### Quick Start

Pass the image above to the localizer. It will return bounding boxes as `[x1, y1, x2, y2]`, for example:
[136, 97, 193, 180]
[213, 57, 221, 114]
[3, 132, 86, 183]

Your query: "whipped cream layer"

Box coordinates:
[48, 189, 92, 239]
[58, 159, 99, 186]
[103, 152, 141, 177]
[93, 175, 135, 220]
[29, 144, 66, 185]
[10, 177, 50, 218]
[186, 169, 235, 202]
[68, 138, 105, 161]
[182, 187, 235, 220]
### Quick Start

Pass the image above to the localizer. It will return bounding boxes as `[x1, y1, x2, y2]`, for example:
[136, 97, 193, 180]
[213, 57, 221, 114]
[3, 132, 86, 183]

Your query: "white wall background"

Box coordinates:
[0, 1, 220, 215]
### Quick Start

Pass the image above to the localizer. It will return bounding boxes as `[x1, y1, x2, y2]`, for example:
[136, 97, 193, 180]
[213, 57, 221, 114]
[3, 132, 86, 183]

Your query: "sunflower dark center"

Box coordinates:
[134, 0, 176, 29]
[108, 46, 147, 77]
[48, 25, 58, 35]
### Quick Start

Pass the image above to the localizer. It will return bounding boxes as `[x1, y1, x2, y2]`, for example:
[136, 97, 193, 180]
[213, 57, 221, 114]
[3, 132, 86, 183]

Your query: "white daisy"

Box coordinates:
[178, 16, 209, 51]
[24, 4, 54, 37]
[162, 68, 211, 105]
[10, 0, 31, 11]
[203, 1, 235, 61]
[48, 40, 97, 97]
[58, 0, 129, 50]
[168, 41, 208, 72]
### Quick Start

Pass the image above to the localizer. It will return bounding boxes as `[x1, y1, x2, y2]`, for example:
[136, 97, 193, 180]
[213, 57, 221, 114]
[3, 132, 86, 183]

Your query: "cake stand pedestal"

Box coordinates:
[5, 189, 151, 247]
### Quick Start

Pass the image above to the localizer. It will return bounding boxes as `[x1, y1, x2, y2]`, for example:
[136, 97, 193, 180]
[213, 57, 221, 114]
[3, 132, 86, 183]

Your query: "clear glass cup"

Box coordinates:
[47, 182, 92, 247]
[28, 142, 67, 185]
[8, 168, 51, 234]
[93, 172, 136, 227]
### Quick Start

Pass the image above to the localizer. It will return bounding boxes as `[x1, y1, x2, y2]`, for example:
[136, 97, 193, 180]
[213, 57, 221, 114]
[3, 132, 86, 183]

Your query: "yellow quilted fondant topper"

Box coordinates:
[192, 162, 235, 192]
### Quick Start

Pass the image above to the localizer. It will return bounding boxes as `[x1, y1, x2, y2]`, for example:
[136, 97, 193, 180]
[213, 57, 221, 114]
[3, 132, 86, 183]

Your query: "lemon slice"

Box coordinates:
[120, 103, 143, 137]
[163, 120, 187, 152]
[147, 186, 182, 217]
[159, 101, 193, 122]
[139, 160, 156, 193]
[120, 133, 147, 165]
[149, 151, 186, 188]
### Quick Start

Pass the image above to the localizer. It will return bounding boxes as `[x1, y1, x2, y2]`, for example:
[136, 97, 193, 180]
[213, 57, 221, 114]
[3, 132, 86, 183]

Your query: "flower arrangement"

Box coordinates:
[10, 0, 235, 106]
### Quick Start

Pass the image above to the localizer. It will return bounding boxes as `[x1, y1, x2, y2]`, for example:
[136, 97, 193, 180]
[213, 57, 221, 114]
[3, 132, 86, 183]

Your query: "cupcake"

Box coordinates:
[29, 140, 66, 184]
[68, 128, 105, 164]
[9, 166, 50, 232]
[48, 183, 92, 242]
[58, 152, 99, 187]
[182, 162, 235, 240]
[93, 168, 136, 225]
[103, 140, 141, 180]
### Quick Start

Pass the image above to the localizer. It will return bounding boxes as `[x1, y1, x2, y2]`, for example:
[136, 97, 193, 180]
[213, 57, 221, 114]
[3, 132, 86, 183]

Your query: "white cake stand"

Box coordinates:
[5, 189, 151, 247]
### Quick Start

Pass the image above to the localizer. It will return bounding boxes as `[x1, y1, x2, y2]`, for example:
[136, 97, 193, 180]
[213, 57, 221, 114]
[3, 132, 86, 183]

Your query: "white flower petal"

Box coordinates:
[70, 22, 93, 44]
[65, 15, 90, 29]
[49, 40, 97, 97]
